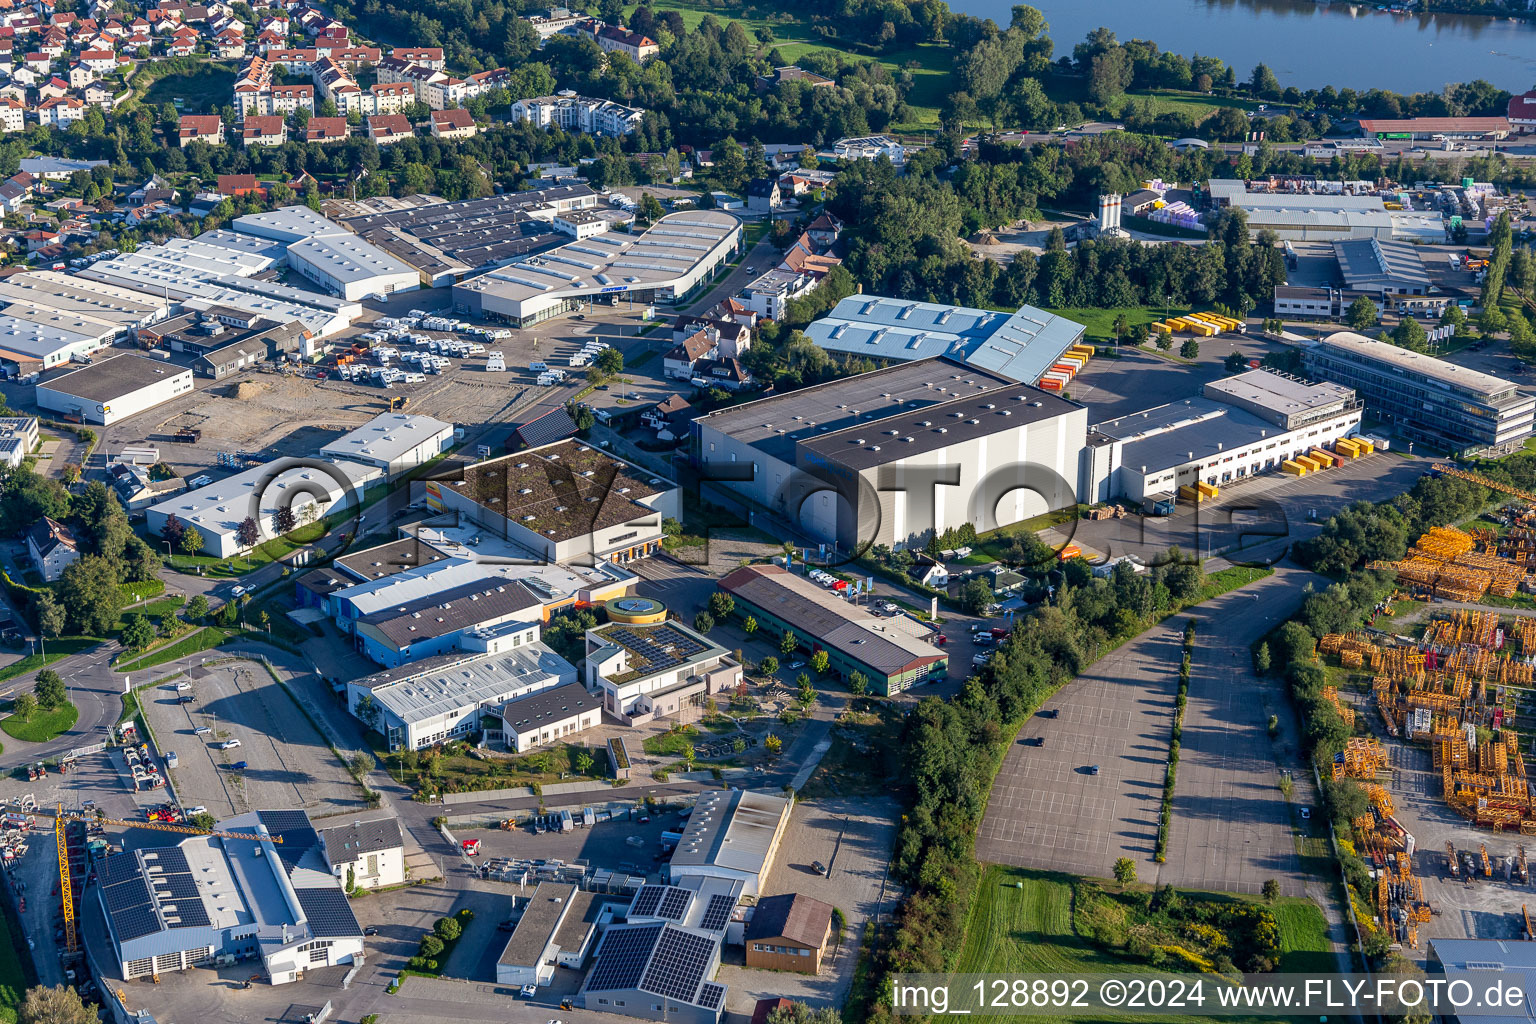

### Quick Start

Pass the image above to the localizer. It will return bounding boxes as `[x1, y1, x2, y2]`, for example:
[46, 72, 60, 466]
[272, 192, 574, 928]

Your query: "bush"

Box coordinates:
[419, 935, 444, 957]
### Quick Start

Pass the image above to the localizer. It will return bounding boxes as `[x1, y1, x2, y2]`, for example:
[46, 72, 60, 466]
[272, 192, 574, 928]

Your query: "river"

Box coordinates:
[947, 0, 1536, 94]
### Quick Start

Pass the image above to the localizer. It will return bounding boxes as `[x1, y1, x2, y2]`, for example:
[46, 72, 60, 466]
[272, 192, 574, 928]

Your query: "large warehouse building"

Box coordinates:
[35, 354, 194, 425]
[318, 411, 454, 479]
[84, 809, 364, 986]
[718, 563, 947, 694]
[803, 295, 1087, 385]
[1206, 180, 1443, 242]
[691, 356, 1087, 553]
[1301, 331, 1535, 453]
[451, 211, 741, 327]
[1081, 368, 1363, 505]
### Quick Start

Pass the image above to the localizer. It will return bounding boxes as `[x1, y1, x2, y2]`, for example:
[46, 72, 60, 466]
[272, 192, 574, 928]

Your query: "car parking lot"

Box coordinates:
[1066, 333, 1284, 422]
[452, 807, 686, 882]
[140, 660, 368, 820]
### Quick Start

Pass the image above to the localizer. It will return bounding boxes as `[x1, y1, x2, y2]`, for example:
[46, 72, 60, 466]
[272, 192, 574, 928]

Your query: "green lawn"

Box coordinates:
[958, 866, 1325, 1023]
[142, 64, 237, 114]
[1197, 566, 1273, 603]
[633, 0, 950, 129]
[643, 724, 700, 757]
[164, 521, 327, 576]
[1273, 899, 1333, 974]
[0, 636, 102, 685]
[0, 699, 79, 742]
[1047, 306, 1194, 345]
[116, 626, 241, 673]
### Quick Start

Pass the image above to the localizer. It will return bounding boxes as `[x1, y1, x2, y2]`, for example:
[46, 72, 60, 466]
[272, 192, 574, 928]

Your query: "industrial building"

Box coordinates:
[35, 354, 194, 425]
[690, 356, 1087, 552]
[85, 809, 364, 986]
[345, 644, 578, 750]
[1080, 368, 1363, 506]
[1358, 117, 1513, 141]
[452, 212, 740, 327]
[334, 187, 601, 285]
[146, 456, 381, 557]
[1332, 238, 1431, 295]
[579, 876, 743, 1024]
[717, 564, 947, 695]
[668, 789, 792, 896]
[285, 230, 420, 300]
[1206, 179, 1444, 242]
[803, 295, 1088, 385]
[499, 680, 603, 751]
[582, 619, 740, 724]
[496, 882, 622, 986]
[318, 412, 454, 478]
[420, 440, 680, 565]
[1301, 331, 1535, 453]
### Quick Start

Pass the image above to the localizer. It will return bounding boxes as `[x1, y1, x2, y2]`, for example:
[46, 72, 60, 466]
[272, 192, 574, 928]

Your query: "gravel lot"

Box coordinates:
[143, 660, 367, 820]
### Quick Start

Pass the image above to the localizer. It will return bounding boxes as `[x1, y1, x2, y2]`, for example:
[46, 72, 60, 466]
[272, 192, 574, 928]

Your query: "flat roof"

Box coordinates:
[1332, 237, 1430, 291]
[357, 577, 542, 646]
[717, 564, 941, 675]
[1093, 397, 1284, 478]
[78, 263, 350, 340]
[1314, 330, 1519, 399]
[286, 231, 419, 285]
[0, 314, 95, 358]
[232, 204, 349, 244]
[693, 355, 1052, 465]
[669, 789, 788, 874]
[149, 457, 378, 538]
[0, 270, 168, 325]
[588, 620, 727, 684]
[354, 644, 575, 724]
[449, 439, 673, 543]
[456, 211, 737, 308]
[1209, 179, 1388, 211]
[318, 412, 452, 465]
[500, 882, 577, 967]
[1203, 368, 1355, 415]
[38, 353, 189, 402]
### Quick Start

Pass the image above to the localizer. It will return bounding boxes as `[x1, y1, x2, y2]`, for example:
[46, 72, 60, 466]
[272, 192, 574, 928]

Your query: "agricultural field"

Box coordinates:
[956, 866, 1329, 1023]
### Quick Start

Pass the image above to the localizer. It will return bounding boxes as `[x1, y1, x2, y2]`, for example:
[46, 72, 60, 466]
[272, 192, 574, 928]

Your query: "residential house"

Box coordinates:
[66, 62, 95, 88]
[640, 393, 692, 441]
[577, 21, 658, 62]
[22, 50, 52, 73]
[303, 115, 348, 141]
[178, 113, 222, 146]
[754, 65, 834, 92]
[36, 95, 83, 126]
[216, 173, 264, 196]
[391, 45, 442, 68]
[124, 200, 173, 227]
[804, 212, 841, 247]
[165, 25, 198, 54]
[77, 47, 114, 73]
[0, 97, 24, 133]
[663, 329, 717, 381]
[82, 80, 117, 110]
[318, 818, 406, 891]
[366, 113, 411, 143]
[265, 46, 314, 72]
[36, 75, 68, 100]
[23, 228, 59, 252]
[212, 25, 244, 57]
[744, 893, 832, 974]
[240, 114, 285, 146]
[430, 107, 474, 139]
[671, 315, 751, 358]
[745, 177, 780, 213]
[695, 357, 753, 391]
[27, 515, 78, 581]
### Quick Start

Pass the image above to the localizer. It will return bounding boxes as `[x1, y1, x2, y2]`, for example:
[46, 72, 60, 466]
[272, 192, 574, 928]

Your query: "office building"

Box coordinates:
[420, 440, 679, 565]
[35, 354, 194, 425]
[453, 212, 739, 328]
[346, 644, 577, 750]
[1206, 179, 1444, 242]
[1080, 368, 1363, 505]
[318, 818, 407, 891]
[691, 356, 1086, 552]
[667, 789, 792, 897]
[582, 619, 741, 725]
[318, 412, 453, 478]
[500, 681, 602, 751]
[804, 295, 1087, 385]
[86, 810, 364, 986]
[496, 882, 620, 986]
[1302, 331, 1535, 452]
[717, 564, 947, 695]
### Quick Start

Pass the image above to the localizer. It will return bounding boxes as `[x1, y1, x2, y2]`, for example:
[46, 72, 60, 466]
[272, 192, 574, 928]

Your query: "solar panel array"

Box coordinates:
[700, 893, 734, 932]
[585, 923, 663, 991]
[656, 887, 693, 922]
[697, 982, 726, 1011]
[629, 885, 665, 918]
[603, 624, 709, 674]
[142, 846, 210, 930]
[640, 925, 714, 1003]
[296, 888, 363, 938]
[101, 853, 161, 941]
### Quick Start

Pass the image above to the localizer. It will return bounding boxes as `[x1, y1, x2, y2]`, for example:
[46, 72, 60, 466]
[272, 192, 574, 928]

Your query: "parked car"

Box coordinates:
[1088, 765, 1100, 775]
[228, 761, 248, 771]
[183, 806, 207, 815]
[364, 926, 379, 936]
[177, 695, 195, 704]
[497, 920, 517, 932]
[521, 985, 538, 998]
[932, 633, 947, 646]
[219, 739, 241, 750]
[811, 860, 827, 875]
[194, 726, 211, 735]
[175, 682, 191, 691]
[230, 585, 247, 597]
[1299, 807, 1312, 820]
[972, 653, 991, 666]
[785, 660, 805, 671]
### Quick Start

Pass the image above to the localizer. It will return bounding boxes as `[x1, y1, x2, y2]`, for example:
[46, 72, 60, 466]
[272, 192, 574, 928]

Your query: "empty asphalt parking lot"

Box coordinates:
[977, 568, 1315, 896]
[144, 659, 368, 820]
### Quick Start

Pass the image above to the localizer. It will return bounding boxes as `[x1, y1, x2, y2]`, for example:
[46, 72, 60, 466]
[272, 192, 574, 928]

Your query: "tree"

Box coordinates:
[693, 611, 715, 634]
[186, 594, 209, 622]
[345, 866, 356, 893]
[810, 649, 829, 674]
[1113, 857, 1137, 884]
[274, 505, 297, 535]
[180, 526, 205, 556]
[35, 591, 64, 638]
[1345, 296, 1378, 331]
[959, 578, 995, 615]
[159, 512, 185, 549]
[1179, 338, 1200, 359]
[235, 517, 260, 549]
[780, 629, 799, 655]
[681, 742, 696, 771]
[190, 812, 216, 831]
[1262, 878, 1280, 903]
[766, 1004, 842, 1024]
[594, 347, 623, 376]
[764, 733, 782, 755]
[58, 555, 121, 636]
[435, 916, 461, 941]
[576, 751, 595, 774]
[1224, 352, 1246, 372]
[707, 592, 735, 619]
[1391, 316, 1429, 352]
[759, 655, 778, 677]
[1441, 304, 1466, 332]
[12, 692, 36, 720]
[35, 669, 66, 710]
[350, 751, 375, 776]
[1254, 641, 1271, 675]
[1248, 63, 1281, 99]
[19, 985, 96, 1024]
[742, 614, 757, 635]
[1154, 330, 1173, 351]
[640, 192, 664, 220]
[120, 612, 155, 650]
[848, 671, 868, 697]
[419, 934, 445, 957]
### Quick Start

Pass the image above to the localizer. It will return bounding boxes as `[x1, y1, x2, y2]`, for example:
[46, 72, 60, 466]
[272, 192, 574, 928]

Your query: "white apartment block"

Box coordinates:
[510, 93, 644, 137]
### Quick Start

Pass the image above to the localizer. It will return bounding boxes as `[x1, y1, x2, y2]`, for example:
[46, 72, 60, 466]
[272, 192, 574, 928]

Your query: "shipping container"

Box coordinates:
[1196, 481, 1219, 499]
[1352, 437, 1375, 455]
[1282, 459, 1308, 476]
[1294, 455, 1321, 473]
[1308, 449, 1336, 468]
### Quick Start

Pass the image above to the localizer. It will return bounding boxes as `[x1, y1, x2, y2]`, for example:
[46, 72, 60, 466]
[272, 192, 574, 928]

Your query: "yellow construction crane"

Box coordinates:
[46, 805, 284, 954]
[1433, 464, 1536, 506]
